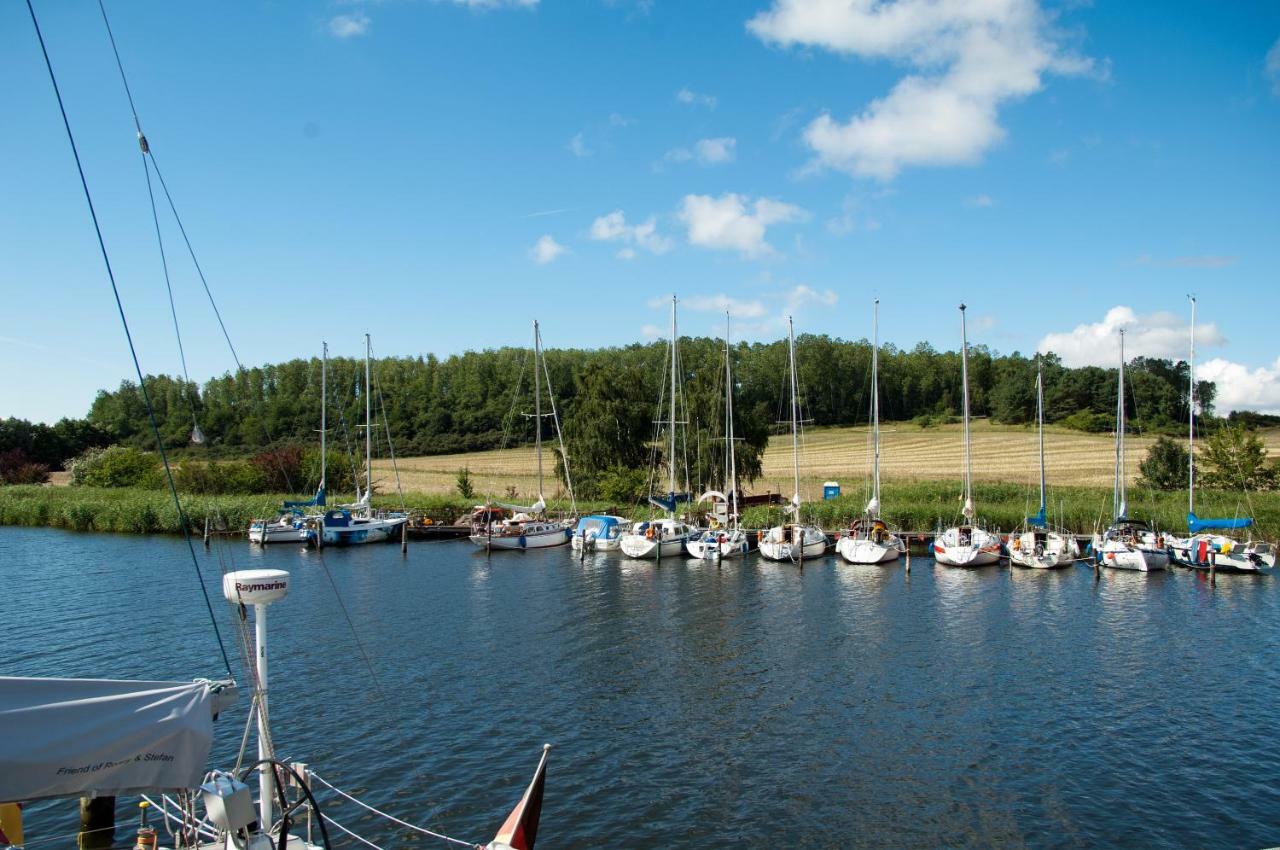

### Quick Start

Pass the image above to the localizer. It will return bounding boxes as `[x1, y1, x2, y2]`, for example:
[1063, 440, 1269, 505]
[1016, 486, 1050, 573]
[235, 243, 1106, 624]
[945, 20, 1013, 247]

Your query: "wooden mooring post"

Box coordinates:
[401, 520, 408, 555]
[1210, 551, 1217, 586]
[78, 795, 115, 850]
[202, 516, 210, 549]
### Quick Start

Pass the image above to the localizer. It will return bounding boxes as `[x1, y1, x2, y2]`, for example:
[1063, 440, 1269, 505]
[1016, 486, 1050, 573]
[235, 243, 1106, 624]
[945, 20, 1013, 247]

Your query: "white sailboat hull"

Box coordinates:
[835, 535, 903, 565]
[1007, 531, 1077, 569]
[249, 521, 309, 545]
[319, 515, 406, 546]
[620, 534, 689, 559]
[686, 529, 750, 560]
[470, 522, 572, 550]
[1092, 537, 1164, 571]
[1168, 536, 1274, 573]
[758, 526, 827, 561]
[934, 527, 1002, 567]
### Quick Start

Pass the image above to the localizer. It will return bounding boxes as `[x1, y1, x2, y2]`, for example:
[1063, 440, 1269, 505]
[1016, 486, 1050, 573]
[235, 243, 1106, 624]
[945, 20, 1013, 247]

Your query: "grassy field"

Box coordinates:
[375, 419, 1280, 501]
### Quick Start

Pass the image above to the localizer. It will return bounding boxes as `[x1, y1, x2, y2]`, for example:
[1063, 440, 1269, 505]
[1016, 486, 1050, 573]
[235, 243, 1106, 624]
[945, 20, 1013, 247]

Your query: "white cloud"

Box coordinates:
[748, 0, 1093, 180]
[609, 112, 635, 127]
[676, 87, 718, 109]
[966, 194, 995, 208]
[680, 291, 768, 318]
[530, 235, 567, 264]
[568, 133, 592, 157]
[640, 323, 664, 339]
[677, 193, 807, 258]
[1266, 36, 1280, 96]
[1198, 357, 1280, 415]
[826, 192, 882, 235]
[1037, 306, 1225, 368]
[589, 210, 673, 256]
[786, 284, 838, 310]
[695, 137, 737, 163]
[660, 137, 737, 168]
[328, 12, 370, 38]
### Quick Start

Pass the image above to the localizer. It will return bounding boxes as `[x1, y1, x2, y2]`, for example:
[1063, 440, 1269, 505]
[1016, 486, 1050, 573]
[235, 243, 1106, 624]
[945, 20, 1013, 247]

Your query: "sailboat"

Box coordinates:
[469, 320, 575, 550]
[307, 334, 408, 546]
[687, 313, 752, 560]
[249, 342, 329, 544]
[836, 299, 906, 565]
[1007, 355, 1078, 568]
[1167, 297, 1275, 573]
[1091, 328, 1169, 571]
[934, 304, 1002, 567]
[620, 296, 697, 558]
[7, 5, 551, 846]
[758, 317, 828, 562]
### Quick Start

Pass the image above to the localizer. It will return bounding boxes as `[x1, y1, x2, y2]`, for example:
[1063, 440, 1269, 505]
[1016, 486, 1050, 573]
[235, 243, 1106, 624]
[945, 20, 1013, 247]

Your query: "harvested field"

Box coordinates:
[376, 420, 1280, 499]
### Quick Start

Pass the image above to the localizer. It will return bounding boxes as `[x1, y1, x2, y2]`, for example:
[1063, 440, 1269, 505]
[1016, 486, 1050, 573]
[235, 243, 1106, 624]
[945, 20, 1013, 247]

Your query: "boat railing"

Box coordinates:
[142, 763, 485, 849]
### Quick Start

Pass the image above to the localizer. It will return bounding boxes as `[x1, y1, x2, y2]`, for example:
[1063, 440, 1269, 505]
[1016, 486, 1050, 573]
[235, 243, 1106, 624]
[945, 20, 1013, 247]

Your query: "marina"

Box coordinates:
[4, 1, 1279, 847]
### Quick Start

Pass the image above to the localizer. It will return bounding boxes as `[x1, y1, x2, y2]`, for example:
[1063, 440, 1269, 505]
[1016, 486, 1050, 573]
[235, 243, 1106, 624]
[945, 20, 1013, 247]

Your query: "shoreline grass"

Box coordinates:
[3, 482, 1276, 539]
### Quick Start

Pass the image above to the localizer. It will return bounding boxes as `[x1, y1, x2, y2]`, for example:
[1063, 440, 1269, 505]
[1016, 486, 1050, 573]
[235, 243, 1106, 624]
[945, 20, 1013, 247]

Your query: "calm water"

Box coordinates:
[4, 526, 1279, 848]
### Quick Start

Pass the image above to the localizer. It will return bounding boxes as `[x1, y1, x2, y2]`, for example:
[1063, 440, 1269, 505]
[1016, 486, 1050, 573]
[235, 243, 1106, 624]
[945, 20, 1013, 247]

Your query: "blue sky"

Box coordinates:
[3, 0, 1279, 422]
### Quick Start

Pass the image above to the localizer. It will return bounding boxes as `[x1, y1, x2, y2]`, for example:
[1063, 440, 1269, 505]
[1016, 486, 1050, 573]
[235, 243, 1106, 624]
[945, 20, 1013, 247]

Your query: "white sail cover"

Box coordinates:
[0, 677, 234, 802]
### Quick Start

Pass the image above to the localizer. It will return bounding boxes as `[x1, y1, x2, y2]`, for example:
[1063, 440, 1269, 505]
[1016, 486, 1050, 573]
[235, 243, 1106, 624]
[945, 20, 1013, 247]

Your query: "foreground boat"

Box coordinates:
[470, 320, 575, 552]
[1008, 356, 1077, 569]
[836, 300, 905, 566]
[1092, 329, 1167, 571]
[759, 317, 827, 563]
[1166, 297, 1275, 575]
[935, 305, 1001, 568]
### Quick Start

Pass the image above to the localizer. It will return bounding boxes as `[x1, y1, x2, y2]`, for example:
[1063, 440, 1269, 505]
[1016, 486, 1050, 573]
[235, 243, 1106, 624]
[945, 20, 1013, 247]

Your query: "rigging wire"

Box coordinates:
[26, 0, 231, 676]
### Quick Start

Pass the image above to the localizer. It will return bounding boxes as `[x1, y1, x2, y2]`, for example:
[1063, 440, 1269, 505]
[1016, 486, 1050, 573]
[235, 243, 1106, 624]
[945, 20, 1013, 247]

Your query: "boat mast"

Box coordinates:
[725, 312, 738, 527]
[364, 333, 372, 503]
[1116, 329, 1127, 519]
[669, 295, 678, 516]
[320, 342, 327, 498]
[788, 316, 801, 514]
[959, 304, 973, 519]
[1188, 295, 1196, 518]
[871, 299, 881, 518]
[1036, 354, 1046, 518]
[534, 319, 543, 500]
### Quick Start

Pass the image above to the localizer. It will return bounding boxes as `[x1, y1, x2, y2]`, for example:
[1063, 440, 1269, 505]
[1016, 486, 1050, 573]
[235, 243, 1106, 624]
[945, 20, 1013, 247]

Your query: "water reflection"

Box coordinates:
[6, 530, 1280, 849]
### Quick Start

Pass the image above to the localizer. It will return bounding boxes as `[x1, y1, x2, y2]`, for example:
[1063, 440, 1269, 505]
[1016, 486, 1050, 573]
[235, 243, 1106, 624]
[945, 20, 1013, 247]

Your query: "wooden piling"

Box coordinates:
[1210, 550, 1217, 586]
[401, 520, 408, 555]
[905, 540, 911, 574]
[78, 795, 115, 850]
[203, 516, 210, 549]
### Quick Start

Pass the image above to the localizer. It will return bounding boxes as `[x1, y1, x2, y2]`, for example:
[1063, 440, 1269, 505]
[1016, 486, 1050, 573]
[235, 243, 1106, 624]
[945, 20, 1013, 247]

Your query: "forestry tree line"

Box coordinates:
[5, 334, 1275, 497]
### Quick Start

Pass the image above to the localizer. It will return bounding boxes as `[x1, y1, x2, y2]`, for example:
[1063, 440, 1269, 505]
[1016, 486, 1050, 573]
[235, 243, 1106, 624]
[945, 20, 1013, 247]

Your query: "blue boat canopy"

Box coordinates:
[1188, 511, 1253, 533]
[575, 515, 622, 533]
[284, 485, 325, 509]
[1026, 506, 1047, 528]
[648, 492, 690, 513]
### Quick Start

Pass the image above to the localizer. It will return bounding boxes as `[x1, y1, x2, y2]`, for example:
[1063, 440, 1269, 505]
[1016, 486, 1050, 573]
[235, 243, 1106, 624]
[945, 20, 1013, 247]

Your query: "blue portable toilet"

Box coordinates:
[823, 481, 840, 500]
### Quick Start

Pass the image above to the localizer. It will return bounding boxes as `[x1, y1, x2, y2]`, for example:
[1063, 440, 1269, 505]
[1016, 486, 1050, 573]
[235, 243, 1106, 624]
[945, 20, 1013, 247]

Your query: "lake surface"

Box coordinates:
[4, 526, 1279, 848]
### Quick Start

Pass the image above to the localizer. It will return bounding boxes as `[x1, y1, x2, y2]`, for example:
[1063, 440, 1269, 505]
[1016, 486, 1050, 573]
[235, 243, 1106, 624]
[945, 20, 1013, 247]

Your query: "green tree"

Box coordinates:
[1138, 435, 1190, 490]
[455, 467, 475, 500]
[1200, 424, 1277, 491]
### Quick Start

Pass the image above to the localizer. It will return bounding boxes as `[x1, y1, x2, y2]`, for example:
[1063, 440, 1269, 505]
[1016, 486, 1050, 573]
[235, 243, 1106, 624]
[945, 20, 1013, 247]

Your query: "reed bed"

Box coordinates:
[740, 481, 1280, 537]
[4, 481, 1276, 539]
